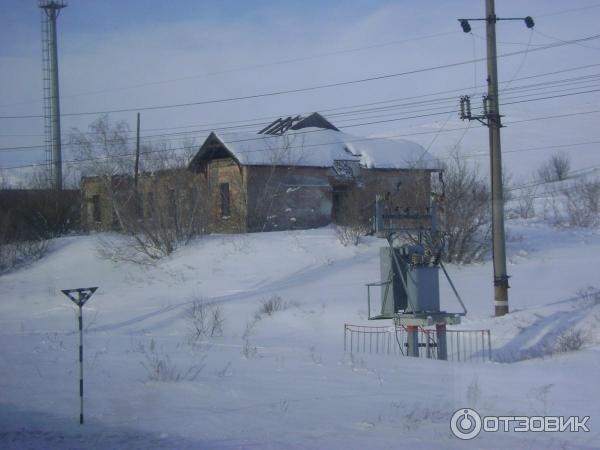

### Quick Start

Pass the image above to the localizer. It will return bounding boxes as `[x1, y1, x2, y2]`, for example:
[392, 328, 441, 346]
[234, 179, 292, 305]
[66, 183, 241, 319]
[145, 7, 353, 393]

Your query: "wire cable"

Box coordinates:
[2, 33, 600, 120]
[3, 107, 600, 172]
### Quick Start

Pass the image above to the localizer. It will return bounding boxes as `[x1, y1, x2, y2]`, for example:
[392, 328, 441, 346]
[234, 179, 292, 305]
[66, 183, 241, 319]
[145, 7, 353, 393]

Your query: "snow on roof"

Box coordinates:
[212, 128, 441, 170]
[213, 128, 356, 168]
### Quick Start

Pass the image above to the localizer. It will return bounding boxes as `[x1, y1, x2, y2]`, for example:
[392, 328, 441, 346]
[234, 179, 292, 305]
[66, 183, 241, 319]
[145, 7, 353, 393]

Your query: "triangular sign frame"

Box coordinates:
[61, 287, 98, 307]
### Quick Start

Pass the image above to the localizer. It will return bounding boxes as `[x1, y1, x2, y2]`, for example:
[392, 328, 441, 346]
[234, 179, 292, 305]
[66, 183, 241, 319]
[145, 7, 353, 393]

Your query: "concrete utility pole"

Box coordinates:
[458, 1, 534, 317]
[134, 112, 141, 189]
[40, 1, 67, 191]
[485, 0, 509, 317]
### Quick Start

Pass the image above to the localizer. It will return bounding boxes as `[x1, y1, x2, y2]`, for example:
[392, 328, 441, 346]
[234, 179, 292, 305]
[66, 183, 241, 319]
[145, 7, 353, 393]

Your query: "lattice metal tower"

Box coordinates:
[40, 0, 66, 190]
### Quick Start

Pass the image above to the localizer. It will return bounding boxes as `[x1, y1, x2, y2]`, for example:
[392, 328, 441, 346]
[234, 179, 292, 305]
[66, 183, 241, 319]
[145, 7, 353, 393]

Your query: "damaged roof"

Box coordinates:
[190, 113, 441, 171]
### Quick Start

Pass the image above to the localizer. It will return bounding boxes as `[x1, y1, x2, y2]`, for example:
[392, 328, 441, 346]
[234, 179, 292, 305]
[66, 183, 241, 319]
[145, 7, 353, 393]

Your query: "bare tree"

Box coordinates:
[102, 169, 209, 261]
[537, 151, 571, 182]
[439, 149, 491, 264]
[69, 115, 133, 178]
[25, 164, 79, 190]
[242, 133, 310, 232]
[0, 170, 10, 190]
[334, 178, 382, 246]
[513, 182, 537, 219]
[562, 177, 600, 227]
[0, 210, 48, 274]
[71, 117, 207, 261]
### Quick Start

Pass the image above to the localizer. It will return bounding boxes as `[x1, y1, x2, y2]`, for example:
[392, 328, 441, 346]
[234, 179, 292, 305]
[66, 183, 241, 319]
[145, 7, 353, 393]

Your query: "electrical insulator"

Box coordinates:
[459, 19, 472, 33]
[459, 97, 466, 119]
[465, 96, 472, 118]
[482, 96, 489, 116]
[524, 16, 535, 28]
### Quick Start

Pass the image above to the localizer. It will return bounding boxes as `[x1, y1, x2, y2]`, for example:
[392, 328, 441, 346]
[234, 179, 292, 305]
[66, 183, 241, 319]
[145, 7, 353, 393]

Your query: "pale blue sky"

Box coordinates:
[1, 0, 600, 183]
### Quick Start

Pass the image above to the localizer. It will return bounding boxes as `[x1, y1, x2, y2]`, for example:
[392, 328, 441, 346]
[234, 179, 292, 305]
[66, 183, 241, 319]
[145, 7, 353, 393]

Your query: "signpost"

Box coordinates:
[61, 287, 98, 424]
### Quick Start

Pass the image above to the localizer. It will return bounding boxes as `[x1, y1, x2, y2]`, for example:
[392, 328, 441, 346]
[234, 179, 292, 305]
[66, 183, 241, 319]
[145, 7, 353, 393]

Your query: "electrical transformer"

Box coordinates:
[367, 193, 467, 360]
[379, 244, 440, 316]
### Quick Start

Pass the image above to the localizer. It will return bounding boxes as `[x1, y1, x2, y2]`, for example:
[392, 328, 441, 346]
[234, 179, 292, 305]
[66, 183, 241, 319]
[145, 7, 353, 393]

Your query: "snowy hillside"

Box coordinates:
[1, 221, 599, 449]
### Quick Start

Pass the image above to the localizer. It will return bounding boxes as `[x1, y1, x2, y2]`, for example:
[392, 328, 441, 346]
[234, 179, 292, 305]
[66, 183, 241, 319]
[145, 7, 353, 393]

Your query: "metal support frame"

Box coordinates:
[39, 1, 66, 191]
[436, 323, 448, 360]
[368, 187, 469, 362]
[406, 325, 419, 357]
[61, 286, 98, 425]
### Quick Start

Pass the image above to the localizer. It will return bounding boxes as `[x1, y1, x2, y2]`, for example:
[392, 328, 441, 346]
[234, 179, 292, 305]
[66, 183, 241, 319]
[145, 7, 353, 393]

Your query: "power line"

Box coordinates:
[537, 2, 600, 18]
[3, 73, 600, 153]
[2, 2, 597, 112]
[0, 29, 463, 110]
[3, 108, 600, 172]
[2, 32, 600, 121]
[507, 108, 600, 124]
[3, 61, 600, 142]
[508, 165, 600, 192]
[534, 29, 600, 52]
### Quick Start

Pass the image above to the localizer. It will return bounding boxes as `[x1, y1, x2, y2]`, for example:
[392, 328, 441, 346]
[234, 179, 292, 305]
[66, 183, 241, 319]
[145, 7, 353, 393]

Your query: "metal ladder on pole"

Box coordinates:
[40, 8, 53, 186]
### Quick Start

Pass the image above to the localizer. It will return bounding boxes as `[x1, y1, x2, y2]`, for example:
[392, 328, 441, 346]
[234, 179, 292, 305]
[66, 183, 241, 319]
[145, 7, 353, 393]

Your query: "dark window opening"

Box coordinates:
[92, 195, 101, 223]
[220, 183, 230, 218]
[332, 192, 341, 223]
[331, 186, 348, 224]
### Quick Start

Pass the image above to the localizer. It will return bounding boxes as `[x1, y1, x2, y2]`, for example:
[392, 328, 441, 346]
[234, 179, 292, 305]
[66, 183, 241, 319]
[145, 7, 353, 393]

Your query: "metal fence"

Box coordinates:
[344, 324, 492, 362]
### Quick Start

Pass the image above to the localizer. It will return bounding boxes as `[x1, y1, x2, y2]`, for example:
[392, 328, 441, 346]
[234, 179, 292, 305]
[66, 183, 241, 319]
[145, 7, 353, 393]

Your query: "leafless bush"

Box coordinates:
[541, 185, 563, 226]
[8, 239, 48, 264]
[259, 295, 287, 316]
[333, 184, 376, 246]
[186, 298, 225, 343]
[555, 328, 587, 353]
[513, 183, 537, 219]
[537, 152, 571, 182]
[502, 168, 514, 203]
[336, 224, 370, 246]
[0, 214, 49, 274]
[241, 339, 258, 359]
[209, 306, 225, 337]
[439, 149, 491, 264]
[0, 243, 19, 273]
[137, 338, 205, 382]
[576, 286, 600, 305]
[216, 361, 233, 378]
[101, 171, 209, 261]
[400, 405, 446, 431]
[562, 177, 600, 227]
[242, 316, 259, 340]
[72, 116, 206, 262]
[240, 314, 261, 358]
[96, 234, 156, 266]
[25, 164, 79, 190]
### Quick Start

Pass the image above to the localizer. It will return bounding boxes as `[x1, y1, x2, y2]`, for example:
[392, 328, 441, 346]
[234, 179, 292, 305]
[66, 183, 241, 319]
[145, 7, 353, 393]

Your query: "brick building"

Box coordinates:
[81, 113, 441, 234]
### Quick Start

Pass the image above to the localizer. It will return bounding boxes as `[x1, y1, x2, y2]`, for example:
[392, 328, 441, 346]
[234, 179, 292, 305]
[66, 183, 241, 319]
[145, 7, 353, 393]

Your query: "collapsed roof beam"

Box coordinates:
[258, 115, 303, 135]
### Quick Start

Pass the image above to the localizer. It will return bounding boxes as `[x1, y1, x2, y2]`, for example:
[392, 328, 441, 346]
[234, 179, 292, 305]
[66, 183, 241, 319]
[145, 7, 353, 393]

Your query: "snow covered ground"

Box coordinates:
[1, 220, 599, 449]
